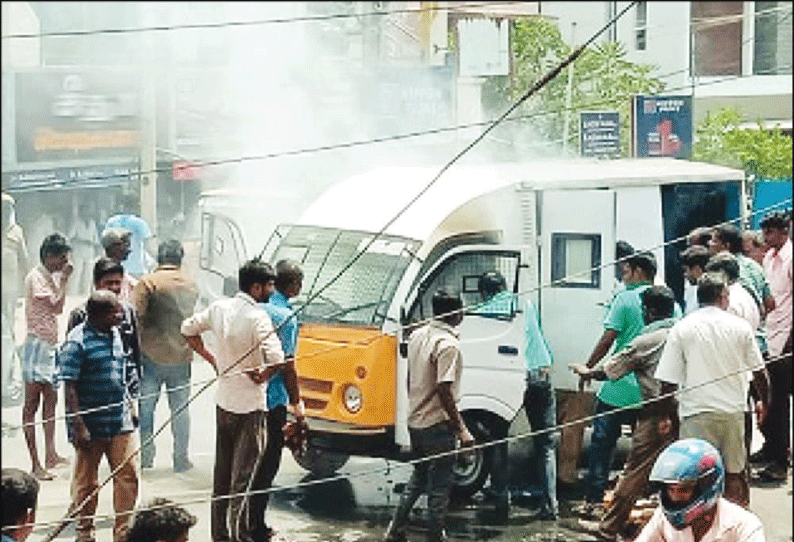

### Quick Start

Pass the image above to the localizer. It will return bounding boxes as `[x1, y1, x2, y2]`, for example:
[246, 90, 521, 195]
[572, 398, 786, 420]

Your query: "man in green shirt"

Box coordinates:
[574, 252, 657, 520]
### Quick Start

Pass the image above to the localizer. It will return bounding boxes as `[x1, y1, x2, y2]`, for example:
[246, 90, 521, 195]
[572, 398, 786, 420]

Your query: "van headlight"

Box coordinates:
[343, 385, 362, 414]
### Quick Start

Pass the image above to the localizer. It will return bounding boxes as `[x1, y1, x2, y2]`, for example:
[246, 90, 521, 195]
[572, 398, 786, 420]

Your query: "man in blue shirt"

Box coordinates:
[59, 290, 139, 542]
[244, 259, 305, 541]
[472, 271, 558, 521]
[104, 194, 153, 278]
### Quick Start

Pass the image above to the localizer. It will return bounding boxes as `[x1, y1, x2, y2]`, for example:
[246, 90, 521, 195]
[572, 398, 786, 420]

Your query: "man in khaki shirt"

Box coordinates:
[132, 240, 198, 472]
[385, 290, 474, 542]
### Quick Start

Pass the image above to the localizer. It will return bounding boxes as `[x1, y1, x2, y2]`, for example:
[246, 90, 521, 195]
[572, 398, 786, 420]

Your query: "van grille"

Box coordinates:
[298, 377, 333, 394]
[303, 397, 329, 410]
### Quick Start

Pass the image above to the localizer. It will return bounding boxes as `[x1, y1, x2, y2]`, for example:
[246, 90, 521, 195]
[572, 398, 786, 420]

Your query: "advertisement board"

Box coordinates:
[580, 111, 621, 158]
[14, 69, 142, 163]
[633, 95, 692, 159]
[366, 66, 455, 136]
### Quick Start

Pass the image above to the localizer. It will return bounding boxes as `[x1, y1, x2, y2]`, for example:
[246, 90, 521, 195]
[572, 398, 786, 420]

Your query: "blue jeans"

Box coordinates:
[387, 421, 456, 541]
[523, 368, 558, 516]
[585, 398, 636, 504]
[138, 356, 191, 468]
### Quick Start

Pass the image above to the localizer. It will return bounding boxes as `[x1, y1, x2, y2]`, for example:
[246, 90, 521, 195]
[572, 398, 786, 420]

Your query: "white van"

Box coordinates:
[200, 158, 746, 495]
[195, 186, 306, 308]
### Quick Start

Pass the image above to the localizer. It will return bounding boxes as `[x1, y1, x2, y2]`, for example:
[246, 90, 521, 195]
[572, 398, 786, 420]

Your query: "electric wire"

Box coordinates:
[2, 2, 789, 41]
[22, 347, 790, 532]
[36, 6, 640, 539]
[0, 1, 529, 40]
[8, 61, 792, 194]
[24, 197, 792, 531]
[8, 196, 791, 431]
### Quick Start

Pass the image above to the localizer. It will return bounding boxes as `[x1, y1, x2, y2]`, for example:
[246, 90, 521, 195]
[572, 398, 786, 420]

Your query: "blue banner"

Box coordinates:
[634, 95, 692, 159]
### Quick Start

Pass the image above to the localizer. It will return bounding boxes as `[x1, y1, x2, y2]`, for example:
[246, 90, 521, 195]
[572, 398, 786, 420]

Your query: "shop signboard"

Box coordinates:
[580, 111, 621, 158]
[633, 95, 692, 159]
[3, 161, 138, 193]
[14, 68, 142, 163]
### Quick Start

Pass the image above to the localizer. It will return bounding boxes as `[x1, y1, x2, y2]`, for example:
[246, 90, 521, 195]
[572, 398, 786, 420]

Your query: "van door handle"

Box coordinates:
[498, 345, 519, 355]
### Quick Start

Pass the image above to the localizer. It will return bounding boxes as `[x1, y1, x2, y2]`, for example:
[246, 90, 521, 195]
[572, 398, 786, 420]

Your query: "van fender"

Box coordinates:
[457, 393, 519, 426]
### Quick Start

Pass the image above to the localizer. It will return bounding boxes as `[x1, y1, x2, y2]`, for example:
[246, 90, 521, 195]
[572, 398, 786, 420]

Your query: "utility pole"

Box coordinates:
[562, 22, 576, 155]
[138, 5, 157, 236]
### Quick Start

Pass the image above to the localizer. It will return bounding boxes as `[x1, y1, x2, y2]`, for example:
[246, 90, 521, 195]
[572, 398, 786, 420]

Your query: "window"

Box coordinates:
[551, 233, 601, 289]
[407, 251, 520, 324]
[199, 213, 245, 281]
[753, 1, 793, 75]
[635, 2, 647, 51]
[691, 2, 743, 76]
[270, 225, 419, 327]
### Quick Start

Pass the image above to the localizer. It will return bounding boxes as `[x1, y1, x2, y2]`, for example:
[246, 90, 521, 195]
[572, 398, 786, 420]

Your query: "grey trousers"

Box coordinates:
[387, 421, 456, 542]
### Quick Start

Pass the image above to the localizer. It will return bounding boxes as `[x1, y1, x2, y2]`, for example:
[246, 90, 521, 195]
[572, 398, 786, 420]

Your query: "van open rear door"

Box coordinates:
[539, 189, 616, 392]
[198, 212, 248, 307]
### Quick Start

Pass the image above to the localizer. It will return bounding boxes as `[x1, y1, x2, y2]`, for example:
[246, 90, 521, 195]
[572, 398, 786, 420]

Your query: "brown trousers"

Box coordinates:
[556, 390, 596, 484]
[212, 406, 265, 542]
[70, 431, 139, 542]
[600, 415, 675, 536]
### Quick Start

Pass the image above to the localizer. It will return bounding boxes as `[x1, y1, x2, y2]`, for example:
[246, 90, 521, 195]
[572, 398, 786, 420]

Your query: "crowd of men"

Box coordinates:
[1, 186, 791, 542]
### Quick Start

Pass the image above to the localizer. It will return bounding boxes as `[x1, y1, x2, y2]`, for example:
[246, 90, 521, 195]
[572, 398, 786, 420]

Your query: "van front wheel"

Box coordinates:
[291, 443, 350, 478]
[450, 414, 496, 500]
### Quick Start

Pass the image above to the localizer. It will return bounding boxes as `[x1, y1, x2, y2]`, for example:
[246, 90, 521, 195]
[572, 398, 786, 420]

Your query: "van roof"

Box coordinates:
[296, 158, 744, 240]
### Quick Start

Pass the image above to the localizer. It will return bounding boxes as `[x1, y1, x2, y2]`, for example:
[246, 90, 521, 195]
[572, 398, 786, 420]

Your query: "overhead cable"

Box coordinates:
[39, 5, 640, 540]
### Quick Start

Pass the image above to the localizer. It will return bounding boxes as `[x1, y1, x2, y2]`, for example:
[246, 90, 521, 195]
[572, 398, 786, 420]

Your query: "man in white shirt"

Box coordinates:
[655, 272, 769, 508]
[705, 253, 761, 336]
[181, 260, 285, 542]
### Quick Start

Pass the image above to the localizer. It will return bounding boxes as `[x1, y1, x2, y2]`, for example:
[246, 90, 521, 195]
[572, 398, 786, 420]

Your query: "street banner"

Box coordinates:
[633, 95, 692, 159]
[580, 111, 620, 158]
[14, 69, 142, 163]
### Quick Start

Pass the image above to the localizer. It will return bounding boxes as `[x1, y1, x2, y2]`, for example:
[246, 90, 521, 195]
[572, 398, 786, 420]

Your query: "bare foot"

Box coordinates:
[32, 467, 55, 481]
[45, 455, 69, 469]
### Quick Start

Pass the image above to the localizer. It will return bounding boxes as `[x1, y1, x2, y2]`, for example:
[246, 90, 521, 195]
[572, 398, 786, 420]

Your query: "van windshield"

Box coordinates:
[271, 225, 420, 327]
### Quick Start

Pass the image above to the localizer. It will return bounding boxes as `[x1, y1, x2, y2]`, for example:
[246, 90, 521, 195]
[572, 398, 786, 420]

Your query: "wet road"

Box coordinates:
[2, 296, 791, 541]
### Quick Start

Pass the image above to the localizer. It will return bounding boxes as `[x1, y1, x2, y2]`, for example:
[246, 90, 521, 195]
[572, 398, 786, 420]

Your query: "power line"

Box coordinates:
[7, 195, 791, 432]
[22, 348, 789, 533]
[7, 62, 791, 192]
[1, 1, 527, 40]
[38, 5, 640, 540]
[2, 2, 788, 41]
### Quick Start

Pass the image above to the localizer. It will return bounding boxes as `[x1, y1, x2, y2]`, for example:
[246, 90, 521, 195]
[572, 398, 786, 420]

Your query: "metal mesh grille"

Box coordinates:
[273, 226, 418, 326]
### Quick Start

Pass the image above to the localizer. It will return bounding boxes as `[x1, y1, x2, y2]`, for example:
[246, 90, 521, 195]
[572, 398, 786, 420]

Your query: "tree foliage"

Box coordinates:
[482, 18, 665, 157]
[691, 107, 792, 180]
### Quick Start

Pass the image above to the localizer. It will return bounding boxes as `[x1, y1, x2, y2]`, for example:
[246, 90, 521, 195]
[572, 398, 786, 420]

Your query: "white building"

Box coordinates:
[538, 1, 792, 130]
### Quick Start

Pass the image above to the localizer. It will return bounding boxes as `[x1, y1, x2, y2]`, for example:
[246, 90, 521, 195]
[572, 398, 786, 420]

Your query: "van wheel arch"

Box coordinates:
[450, 410, 509, 500]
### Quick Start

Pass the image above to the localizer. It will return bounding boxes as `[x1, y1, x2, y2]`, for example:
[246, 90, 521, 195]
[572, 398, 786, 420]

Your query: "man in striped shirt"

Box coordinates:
[21, 233, 72, 481]
[59, 290, 139, 542]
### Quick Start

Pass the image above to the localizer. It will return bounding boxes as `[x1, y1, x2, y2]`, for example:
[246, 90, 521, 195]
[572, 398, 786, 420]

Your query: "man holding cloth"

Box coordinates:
[181, 259, 285, 542]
